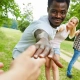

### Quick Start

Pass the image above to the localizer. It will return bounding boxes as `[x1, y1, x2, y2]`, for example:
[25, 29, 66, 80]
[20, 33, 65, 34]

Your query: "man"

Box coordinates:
[12, 0, 70, 68]
[0, 45, 45, 80]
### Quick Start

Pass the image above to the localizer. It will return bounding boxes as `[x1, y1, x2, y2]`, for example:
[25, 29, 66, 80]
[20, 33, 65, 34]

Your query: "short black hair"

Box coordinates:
[48, 0, 70, 8]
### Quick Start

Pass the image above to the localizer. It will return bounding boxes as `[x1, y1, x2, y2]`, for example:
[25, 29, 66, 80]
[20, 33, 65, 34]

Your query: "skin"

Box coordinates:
[45, 17, 79, 80]
[0, 45, 46, 80]
[58, 18, 78, 32]
[45, 54, 60, 80]
[34, 1, 68, 68]
[58, 18, 79, 33]
[48, 1, 67, 28]
[67, 18, 78, 30]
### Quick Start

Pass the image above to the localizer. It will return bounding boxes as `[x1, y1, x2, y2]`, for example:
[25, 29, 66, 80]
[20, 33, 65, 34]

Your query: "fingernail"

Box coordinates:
[39, 54, 44, 58]
[48, 55, 53, 59]
[34, 55, 38, 59]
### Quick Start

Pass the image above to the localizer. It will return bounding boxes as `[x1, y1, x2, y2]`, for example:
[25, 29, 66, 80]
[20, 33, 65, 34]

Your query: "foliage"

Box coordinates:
[69, 2, 80, 30]
[18, 3, 33, 32]
[0, 1, 33, 31]
[63, 0, 80, 25]
[21, 3, 33, 22]
[10, 19, 18, 29]
[0, 0, 21, 26]
[18, 20, 30, 32]
[62, 1, 80, 41]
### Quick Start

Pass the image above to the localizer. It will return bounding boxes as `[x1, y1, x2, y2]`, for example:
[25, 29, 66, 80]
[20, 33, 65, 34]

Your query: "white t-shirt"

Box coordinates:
[50, 24, 70, 48]
[13, 15, 57, 58]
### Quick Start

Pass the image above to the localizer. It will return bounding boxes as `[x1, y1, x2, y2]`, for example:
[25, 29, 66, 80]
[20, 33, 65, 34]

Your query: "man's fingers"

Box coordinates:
[52, 58, 63, 68]
[48, 51, 63, 68]
[34, 50, 42, 58]
[23, 45, 36, 57]
[39, 46, 50, 58]
[48, 49, 54, 58]
[35, 44, 40, 50]
[0, 62, 4, 68]
[48, 55, 63, 68]
[34, 45, 45, 58]
[33, 44, 40, 58]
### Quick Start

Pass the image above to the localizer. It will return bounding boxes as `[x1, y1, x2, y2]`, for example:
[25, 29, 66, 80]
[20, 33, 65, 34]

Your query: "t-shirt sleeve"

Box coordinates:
[32, 23, 49, 36]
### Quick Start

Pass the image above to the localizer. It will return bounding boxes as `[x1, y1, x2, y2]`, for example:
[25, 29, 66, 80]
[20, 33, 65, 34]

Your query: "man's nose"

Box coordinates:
[55, 13, 62, 18]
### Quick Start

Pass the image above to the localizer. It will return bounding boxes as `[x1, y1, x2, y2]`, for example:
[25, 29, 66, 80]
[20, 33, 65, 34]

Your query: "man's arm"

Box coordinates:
[34, 29, 49, 42]
[34, 29, 63, 68]
[34, 29, 51, 58]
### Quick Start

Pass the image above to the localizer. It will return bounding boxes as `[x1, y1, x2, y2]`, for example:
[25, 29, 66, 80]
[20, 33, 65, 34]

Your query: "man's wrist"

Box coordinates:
[36, 32, 49, 42]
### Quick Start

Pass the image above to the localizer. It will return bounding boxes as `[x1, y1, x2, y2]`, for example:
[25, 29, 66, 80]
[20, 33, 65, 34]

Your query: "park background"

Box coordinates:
[0, 0, 80, 80]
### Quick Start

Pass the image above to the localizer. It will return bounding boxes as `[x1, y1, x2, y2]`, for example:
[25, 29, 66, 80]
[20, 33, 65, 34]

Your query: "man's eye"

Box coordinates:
[51, 10, 57, 13]
[61, 11, 66, 14]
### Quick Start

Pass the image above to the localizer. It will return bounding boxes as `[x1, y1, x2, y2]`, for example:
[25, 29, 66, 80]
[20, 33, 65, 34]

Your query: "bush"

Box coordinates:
[18, 21, 30, 32]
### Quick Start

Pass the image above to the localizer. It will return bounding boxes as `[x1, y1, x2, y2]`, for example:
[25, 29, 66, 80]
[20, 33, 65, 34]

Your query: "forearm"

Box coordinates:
[0, 68, 29, 80]
[34, 29, 49, 42]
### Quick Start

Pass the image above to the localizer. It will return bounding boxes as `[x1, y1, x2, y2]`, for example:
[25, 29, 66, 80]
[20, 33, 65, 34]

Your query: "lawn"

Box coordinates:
[61, 40, 74, 54]
[0, 27, 22, 70]
[0, 27, 80, 80]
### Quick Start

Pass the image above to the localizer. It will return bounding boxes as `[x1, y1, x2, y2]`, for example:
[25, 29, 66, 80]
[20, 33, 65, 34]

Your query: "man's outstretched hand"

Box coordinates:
[34, 40, 63, 68]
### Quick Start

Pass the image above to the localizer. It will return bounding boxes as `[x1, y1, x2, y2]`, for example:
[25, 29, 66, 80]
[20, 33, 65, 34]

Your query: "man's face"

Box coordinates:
[48, 1, 68, 28]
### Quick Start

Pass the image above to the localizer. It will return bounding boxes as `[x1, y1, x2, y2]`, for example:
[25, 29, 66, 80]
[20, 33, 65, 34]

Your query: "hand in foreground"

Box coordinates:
[0, 45, 46, 80]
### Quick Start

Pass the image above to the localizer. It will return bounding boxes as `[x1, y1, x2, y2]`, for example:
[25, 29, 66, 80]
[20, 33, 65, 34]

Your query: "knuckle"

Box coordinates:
[45, 46, 50, 51]
[40, 45, 45, 49]
[35, 44, 40, 49]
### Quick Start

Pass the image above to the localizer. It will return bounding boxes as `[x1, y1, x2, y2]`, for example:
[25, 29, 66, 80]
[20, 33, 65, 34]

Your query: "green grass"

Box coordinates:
[59, 58, 80, 80]
[38, 58, 80, 80]
[0, 27, 22, 71]
[61, 40, 74, 54]
[0, 27, 80, 80]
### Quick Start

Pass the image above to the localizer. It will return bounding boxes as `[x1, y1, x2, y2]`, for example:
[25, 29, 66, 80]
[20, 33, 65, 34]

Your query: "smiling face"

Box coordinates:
[47, 1, 68, 28]
[67, 18, 78, 29]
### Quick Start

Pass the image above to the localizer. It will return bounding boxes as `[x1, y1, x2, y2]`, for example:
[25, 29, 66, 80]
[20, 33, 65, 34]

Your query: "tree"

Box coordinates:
[0, 0, 21, 26]
[18, 21, 30, 32]
[18, 3, 33, 32]
[62, 0, 80, 41]
[11, 20, 18, 29]
[67, 1, 80, 30]
[63, 0, 80, 29]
